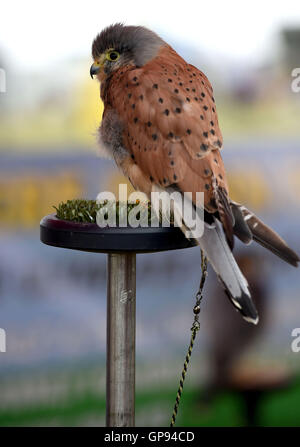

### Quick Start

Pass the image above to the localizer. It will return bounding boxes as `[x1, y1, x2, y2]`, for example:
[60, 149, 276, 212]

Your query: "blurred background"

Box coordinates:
[0, 0, 300, 427]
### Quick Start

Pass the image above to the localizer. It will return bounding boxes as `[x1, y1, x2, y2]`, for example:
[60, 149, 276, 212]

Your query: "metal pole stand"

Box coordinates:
[40, 215, 196, 427]
[107, 253, 136, 426]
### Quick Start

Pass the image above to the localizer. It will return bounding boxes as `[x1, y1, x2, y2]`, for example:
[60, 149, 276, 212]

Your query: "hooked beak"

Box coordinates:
[90, 62, 101, 79]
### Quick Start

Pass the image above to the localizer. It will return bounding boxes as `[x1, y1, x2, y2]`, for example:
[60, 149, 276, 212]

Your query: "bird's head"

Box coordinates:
[90, 23, 165, 81]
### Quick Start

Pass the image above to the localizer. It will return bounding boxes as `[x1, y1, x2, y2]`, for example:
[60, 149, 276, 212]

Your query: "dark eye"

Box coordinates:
[107, 51, 120, 62]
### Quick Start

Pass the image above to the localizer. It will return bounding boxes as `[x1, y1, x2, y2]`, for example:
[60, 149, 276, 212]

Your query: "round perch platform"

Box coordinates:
[40, 213, 197, 427]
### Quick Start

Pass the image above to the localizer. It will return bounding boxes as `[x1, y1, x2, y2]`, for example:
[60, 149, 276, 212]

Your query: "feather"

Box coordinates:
[231, 202, 253, 244]
[212, 178, 235, 249]
[240, 205, 299, 267]
[168, 190, 258, 324]
[198, 218, 258, 324]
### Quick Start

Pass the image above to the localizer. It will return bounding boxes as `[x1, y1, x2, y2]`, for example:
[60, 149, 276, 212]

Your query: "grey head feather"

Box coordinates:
[92, 23, 165, 67]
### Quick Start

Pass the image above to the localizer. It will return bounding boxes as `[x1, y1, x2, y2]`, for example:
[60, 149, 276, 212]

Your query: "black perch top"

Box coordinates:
[40, 214, 197, 254]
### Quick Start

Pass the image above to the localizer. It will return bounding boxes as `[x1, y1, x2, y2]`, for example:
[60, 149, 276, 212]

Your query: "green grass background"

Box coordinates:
[1, 372, 299, 427]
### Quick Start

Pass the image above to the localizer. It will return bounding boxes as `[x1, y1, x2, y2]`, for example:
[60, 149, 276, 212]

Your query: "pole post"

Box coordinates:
[106, 252, 136, 427]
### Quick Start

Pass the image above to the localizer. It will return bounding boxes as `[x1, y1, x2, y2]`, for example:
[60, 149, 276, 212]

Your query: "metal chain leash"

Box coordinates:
[170, 250, 208, 427]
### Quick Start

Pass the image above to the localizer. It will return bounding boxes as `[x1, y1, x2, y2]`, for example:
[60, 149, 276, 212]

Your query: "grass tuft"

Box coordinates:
[54, 199, 172, 225]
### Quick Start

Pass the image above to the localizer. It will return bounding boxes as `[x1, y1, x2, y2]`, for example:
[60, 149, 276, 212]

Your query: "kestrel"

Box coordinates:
[90, 24, 299, 324]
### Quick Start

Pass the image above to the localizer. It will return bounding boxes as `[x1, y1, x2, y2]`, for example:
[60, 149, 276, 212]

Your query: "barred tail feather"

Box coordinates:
[198, 218, 259, 324]
[233, 203, 299, 267]
[152, 186, 259, 324]
[177, 192, 258, 324]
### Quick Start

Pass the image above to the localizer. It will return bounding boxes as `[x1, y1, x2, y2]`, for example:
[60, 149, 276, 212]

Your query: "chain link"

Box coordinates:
[170, 250, 207, 427]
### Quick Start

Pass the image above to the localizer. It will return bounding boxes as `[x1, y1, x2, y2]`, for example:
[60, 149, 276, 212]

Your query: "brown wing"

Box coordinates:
[106, 45, 231, 224]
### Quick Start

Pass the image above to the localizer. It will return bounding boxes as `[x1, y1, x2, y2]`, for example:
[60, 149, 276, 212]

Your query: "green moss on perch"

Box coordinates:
[54, 199, 171, 225]
[54, 199, 103, 223]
